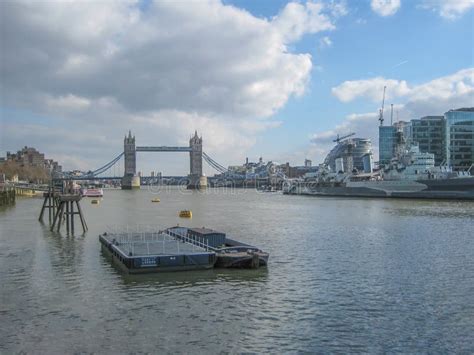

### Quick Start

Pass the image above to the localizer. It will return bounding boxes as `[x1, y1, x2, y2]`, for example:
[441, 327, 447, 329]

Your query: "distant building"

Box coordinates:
[7, 146, 44, 167]
[304, 159, 312, 167]
[277, 161, 317, 178]
[411, 116, 445, 166]
[379, 126, 397, 166]
[445, 108, 474, 171]
[393, 120, 412, 146]
[324, 138, 373, 172]
[4, 146, 61, 173]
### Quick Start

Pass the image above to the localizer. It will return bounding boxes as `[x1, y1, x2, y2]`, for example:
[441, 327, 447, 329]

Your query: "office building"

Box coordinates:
[411, 116, 445, 165]
[324, 138, 373, 172]
[445, 108, 474, 171]
[379, 126, 397, 166]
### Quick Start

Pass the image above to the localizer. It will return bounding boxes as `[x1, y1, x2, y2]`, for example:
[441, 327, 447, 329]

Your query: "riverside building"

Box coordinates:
[410, 116, 445, 166]
[379, 126, 397, 166]
[324, 138, 373, 173]
[445, 108, 474, 171]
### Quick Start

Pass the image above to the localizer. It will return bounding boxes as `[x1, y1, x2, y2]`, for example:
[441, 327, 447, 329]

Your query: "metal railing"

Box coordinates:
[162, 229, 210, 251]
[104, 225, 211, 256]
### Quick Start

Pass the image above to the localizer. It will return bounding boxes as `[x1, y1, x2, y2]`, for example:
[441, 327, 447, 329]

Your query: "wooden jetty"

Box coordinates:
[0, 186, 16, 206]
[39, 180, 88, 234]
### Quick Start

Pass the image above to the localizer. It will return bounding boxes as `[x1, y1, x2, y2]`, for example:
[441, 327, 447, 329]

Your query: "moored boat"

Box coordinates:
[284, 145, 474, 200]
[165, 226, 269, 269]
[81, 188, 104, 197]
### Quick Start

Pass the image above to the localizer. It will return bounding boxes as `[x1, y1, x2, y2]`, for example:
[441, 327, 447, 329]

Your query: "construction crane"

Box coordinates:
[379, 86, 386, 126]
[333, 132, 355, 143]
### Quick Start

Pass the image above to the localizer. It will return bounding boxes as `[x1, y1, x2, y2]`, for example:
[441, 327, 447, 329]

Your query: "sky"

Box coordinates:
[1, 0, 473, 176]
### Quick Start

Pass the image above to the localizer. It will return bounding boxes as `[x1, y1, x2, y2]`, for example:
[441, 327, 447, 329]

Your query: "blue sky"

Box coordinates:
[1, 0, 473, 175]
[239, 0, 474, 163]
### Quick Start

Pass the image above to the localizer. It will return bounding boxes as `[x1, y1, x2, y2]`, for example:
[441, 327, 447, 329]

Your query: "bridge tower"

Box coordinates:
[122, 130, 140, 189]
[188, 131, 206, 189]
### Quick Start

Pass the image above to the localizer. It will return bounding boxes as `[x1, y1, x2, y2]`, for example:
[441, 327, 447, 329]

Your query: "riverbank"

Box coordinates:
[0, 186, 15, 206]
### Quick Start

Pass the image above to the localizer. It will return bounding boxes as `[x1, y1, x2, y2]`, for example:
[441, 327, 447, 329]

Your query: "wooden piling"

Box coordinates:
[0, 187, 16, 206]
[45, 180, 88, 234]
[39, 183, 59, 224]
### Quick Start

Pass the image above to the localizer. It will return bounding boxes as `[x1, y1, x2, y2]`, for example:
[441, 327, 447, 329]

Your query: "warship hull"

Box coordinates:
[284, 177, 474, 200]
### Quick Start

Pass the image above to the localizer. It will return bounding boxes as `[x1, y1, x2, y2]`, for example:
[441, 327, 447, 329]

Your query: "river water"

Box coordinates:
[1, 187, 473, 353]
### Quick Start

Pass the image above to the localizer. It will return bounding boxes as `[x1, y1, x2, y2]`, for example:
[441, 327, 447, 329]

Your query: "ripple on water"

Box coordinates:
[1, 190, 474, 353]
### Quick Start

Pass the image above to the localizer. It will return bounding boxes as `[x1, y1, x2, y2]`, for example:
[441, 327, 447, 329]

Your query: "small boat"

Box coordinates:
[165, 226, 269, 269]
[91, 199, 100, 205]
[81, 188, 104, 197]
[179, 210, 192, 218]
[151, 197, 161, 203]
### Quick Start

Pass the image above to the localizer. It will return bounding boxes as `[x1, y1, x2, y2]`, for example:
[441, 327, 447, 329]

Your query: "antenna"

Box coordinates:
[378, 86, 386, 126]
[390, 104, 394, 126]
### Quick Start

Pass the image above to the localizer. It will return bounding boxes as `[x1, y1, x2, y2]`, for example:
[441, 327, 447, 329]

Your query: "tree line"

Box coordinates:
[0, 161, 51, 183]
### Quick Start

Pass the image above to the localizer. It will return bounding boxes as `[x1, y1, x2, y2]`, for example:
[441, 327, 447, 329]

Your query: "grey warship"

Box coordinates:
[284, 145, 474, 200]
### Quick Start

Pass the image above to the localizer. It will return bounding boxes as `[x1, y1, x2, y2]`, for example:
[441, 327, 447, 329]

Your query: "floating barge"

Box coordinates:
[99, 231, 216, 273]
[165, 226, 269, 269]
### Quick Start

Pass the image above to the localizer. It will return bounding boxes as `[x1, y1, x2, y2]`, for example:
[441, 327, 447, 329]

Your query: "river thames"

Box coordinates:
[1, 187, 473, 353]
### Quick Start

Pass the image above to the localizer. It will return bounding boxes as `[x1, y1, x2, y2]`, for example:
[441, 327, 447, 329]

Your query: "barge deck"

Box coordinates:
[165, 226, 269, 269]
[99, 231, 216, 273]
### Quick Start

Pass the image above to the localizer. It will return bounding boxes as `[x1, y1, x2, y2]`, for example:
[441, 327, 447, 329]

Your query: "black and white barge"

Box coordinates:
[165, 226, 269, 269]
[99, 231, 216, 273]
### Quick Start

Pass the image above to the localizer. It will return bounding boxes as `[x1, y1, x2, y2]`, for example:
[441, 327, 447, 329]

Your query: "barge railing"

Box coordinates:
[103, 226, 211, 256]
[162, 229, 211, 251]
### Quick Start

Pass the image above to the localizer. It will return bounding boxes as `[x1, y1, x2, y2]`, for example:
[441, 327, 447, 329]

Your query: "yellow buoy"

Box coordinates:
[179, 210, 192, 218]
[151, 198, 160, 203]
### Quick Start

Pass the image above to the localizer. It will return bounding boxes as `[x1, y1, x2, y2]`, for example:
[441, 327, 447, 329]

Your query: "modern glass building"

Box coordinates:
[411, 116, 445, 166]
[379, 126, 397, 166]
[445, 108, 474, 171]
[393, 120, 412, 146]
[324, 138, 373, 172]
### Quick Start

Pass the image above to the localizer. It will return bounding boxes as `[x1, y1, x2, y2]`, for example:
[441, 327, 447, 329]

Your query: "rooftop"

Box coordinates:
[189, 227, 224, 235]
[450, 107, 474, 112]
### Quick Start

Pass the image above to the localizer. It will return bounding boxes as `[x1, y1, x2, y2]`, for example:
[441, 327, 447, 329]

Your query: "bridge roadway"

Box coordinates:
[136, 146, 192, 152]
[56, 176, 190, 181]
[56, 175, 249, 182]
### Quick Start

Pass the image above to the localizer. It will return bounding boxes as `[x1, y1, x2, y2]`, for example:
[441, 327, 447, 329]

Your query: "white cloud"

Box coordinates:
[0, 1, 345, 173]
[371, 0, 401, 16]
[320, 36, 333, 48]
[272, 1, 335, 42]
[420, 0, 474, 19]
[312, 68, 474, 163]
[45, 94, 91, 111]
[332, 77, 411, 102]
[331, 68, 474, 103]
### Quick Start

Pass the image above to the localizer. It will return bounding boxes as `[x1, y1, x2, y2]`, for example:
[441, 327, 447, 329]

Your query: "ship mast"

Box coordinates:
[378, 86, 386, 126]
[390, 103, 394, 126]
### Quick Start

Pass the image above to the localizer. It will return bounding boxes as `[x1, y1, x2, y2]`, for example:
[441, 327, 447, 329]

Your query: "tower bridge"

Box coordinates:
[59, 130, 286, 187]
[122, 130, 205, 189]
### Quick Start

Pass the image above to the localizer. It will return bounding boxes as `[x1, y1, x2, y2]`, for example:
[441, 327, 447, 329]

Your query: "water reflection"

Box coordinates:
[2, 189, 474, 353]
[103, 250, 269, 287]
[383, 200, 474, 218]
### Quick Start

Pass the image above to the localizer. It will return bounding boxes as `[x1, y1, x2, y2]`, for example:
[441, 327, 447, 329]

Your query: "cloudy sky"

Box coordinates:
[1, 0, 473, 175]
